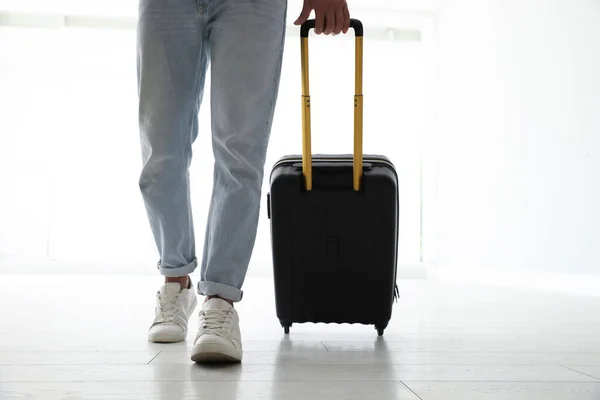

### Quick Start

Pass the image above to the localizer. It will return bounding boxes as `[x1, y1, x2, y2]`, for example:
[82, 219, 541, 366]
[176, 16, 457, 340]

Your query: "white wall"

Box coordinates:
[433, 0, 600, 274]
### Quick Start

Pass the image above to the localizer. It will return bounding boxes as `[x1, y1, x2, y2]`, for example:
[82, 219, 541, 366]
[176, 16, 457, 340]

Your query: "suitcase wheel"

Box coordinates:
[375, 323, 388, 337]
[280, 320, 292, 335]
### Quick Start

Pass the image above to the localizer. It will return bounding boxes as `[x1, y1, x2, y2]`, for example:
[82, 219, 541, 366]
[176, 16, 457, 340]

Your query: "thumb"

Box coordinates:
[294, 4, 312, 25]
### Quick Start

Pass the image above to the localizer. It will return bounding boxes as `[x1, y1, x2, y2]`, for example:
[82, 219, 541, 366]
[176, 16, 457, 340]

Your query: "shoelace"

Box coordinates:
[154, 293, 181, 324]
[198, 309, 233, 334]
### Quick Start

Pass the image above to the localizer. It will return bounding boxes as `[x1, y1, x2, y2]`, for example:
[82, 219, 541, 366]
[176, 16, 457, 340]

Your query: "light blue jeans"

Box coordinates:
[137, 0, 287, 302]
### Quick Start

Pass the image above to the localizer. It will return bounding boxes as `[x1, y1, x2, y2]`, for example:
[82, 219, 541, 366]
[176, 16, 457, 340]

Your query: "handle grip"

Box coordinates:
[300, 18, 364, 38]
[300, 18, 364, 192]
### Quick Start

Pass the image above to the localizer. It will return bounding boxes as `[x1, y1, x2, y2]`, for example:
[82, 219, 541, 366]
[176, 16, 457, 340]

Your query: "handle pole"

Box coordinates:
[353, 35, 363, 191]
[300, 19, 364, 192]
[301, 36, 312, 191]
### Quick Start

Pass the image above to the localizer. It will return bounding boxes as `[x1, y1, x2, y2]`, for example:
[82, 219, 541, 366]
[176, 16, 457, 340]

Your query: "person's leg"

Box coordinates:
[137, 0, 210, 343]
[191, 0, 288, 362]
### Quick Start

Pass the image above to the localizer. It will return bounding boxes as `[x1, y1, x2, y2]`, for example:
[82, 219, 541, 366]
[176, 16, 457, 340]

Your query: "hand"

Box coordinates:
[294, 0, 351, 35]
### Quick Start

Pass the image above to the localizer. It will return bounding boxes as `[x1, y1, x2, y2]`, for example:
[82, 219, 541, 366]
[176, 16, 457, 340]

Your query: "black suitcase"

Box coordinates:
[266, 19, 399, 336]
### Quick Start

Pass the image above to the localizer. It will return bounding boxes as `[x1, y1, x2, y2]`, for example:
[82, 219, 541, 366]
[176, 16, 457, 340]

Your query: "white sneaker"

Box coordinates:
[148, 280, 197, 343]
[190, 298, 243, 363]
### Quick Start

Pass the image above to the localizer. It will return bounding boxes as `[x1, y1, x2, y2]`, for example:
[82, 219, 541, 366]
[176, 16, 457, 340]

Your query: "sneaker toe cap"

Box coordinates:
[194, 333, 241, 349]
[148, 323, 186, 343]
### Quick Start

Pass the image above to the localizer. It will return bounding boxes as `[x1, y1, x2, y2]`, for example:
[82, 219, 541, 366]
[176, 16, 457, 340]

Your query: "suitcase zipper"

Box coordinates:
[394, 283, 399, 302]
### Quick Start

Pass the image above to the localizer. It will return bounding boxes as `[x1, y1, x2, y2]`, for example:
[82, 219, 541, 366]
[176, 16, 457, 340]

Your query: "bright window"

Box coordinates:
[0, 5, 434, 275]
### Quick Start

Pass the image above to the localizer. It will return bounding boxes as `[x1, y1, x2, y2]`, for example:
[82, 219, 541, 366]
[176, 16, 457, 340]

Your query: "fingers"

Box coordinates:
[306, 0, 351, 35]
[294, 4, 311, 25]
[315, 9, 325, 34]
[324, 10, 335, 35]
[342, 3, 351, 34]
[334, 7, 344, 35]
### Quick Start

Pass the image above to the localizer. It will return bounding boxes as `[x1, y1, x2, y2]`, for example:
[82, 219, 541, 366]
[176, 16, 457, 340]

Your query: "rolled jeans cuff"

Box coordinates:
[156, 258, 197, 277]
[197, 281, 243, 303]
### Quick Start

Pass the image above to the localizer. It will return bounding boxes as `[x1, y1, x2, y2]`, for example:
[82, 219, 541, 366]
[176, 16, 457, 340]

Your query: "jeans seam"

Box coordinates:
[195, 0, 204, 16]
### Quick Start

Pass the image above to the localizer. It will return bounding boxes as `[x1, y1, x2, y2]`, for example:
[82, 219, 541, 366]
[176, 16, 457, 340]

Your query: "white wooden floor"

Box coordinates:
[1, 274, 600, 399]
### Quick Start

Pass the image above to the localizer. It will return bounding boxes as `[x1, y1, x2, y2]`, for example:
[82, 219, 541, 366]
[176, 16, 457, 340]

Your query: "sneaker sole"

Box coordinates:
[190, 343, 242, 364]
[148, 296, 198, 344]
[148, 331, 187, 343]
